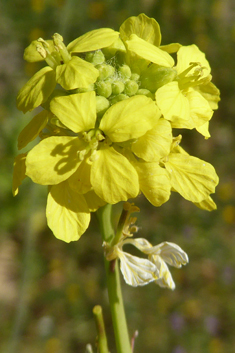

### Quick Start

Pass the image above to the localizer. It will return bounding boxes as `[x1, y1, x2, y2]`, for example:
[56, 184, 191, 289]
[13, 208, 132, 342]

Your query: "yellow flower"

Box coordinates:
[14, 13, 220, 243]
[17, 29, 119, 113]
[155, 45, 220, 137]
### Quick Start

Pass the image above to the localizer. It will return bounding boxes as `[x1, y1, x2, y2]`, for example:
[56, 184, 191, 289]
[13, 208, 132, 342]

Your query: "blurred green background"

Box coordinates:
[1, 0, 235, 352]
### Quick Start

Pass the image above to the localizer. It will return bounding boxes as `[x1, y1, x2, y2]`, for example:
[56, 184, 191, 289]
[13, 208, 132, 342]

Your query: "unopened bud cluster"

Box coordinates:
[82, 49, 177, 116]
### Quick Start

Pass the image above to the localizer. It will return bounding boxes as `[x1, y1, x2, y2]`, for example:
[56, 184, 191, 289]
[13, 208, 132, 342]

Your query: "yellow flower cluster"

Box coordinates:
[13, 14, 220, 242]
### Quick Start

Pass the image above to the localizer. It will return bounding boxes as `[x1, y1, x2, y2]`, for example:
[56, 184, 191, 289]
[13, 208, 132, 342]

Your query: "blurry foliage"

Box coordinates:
[0, 0, 235, 352]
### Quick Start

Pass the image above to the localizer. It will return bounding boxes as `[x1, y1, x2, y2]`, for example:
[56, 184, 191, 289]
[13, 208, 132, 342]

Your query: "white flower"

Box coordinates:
[103, 238, 189, 290]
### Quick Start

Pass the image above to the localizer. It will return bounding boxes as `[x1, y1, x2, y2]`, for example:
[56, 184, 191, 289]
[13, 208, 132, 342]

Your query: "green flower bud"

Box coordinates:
[96, 81, 112, 98]
[96, 96, 110, 116]
[140, 65, 177, 92]
[136, 88, 154, 99]
[110, 94, 129, 105]
[112, 81, 125, 95]
[85, 50, 105, 65]
[118, 65, 131, 79]
[130, 72, 140, 82]
[96, 64, 115, 81]
[75, 84, 95, 93]
[124, 80, 139, 96]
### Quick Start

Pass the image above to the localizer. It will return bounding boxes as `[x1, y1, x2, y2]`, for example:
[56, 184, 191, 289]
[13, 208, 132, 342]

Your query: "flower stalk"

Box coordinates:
[97, 204, 132, 353]
[93, 305, 109, 353]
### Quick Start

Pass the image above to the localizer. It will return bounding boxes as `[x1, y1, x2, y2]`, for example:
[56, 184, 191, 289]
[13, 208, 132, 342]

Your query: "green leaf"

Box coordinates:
[17, 67, 56, 113]
[46, 181, 90, 242]
[56, 56, 99, 90]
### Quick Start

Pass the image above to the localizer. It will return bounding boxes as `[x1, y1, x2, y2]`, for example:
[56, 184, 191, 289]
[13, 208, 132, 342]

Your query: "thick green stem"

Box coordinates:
[97, 204, 132, 353]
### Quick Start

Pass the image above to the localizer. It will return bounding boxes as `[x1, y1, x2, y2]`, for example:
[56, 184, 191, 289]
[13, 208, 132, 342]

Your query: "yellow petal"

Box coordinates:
[187, 89, 213, 126]
[17, 67, 56, 113]
[194, 196, 217, 211]
[56, 56, 99, 90]
[46, 182, 90, 242]
[120, 13, 161, 46]
[68, 159, 92, 194]
[12, 153, 27, 196]
[67, 28, 119, 53]
[18, 110, 49, 150]
[135, 162, 171, 206]
[26, 136, 84, 185]
[155, 81, 190, 123]
[50, 92, 97, 133]
[165, 153, 219, 202]
[176, 44, 211, 77]
[196, 121, 211, 138]
[160, 43, 181, 53]
[91, 146, 139, 204]
[194, 81, 220, 110]
[83, 190, 106, 212]
[126, 34, 174, 67]
[132, 119, 172, 161]
[100, 95, 160, 142]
